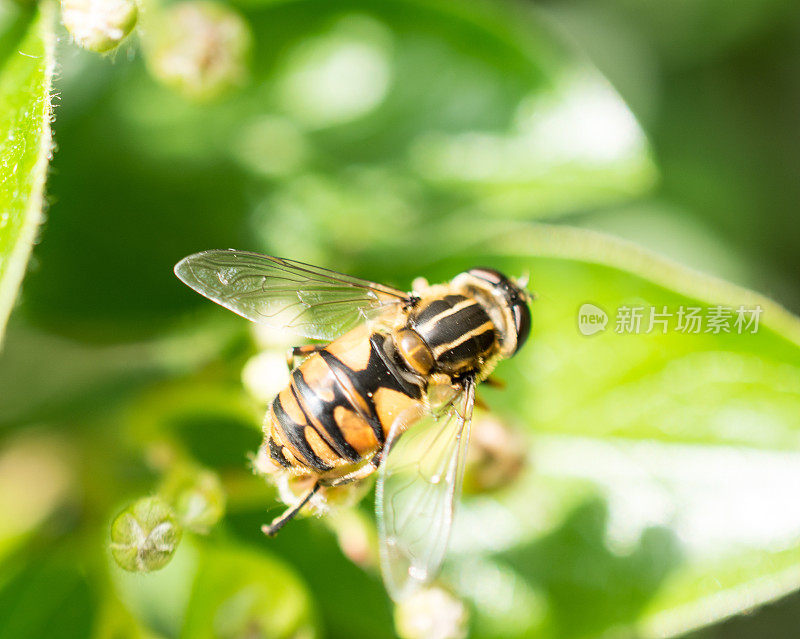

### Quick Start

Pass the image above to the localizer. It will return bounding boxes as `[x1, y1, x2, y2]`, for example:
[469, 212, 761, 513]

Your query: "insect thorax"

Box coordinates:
[400, 293, 498, 377]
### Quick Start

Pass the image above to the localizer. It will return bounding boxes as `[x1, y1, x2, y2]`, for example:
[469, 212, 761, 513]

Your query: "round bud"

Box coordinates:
[110, 496, 183, 572]
[242, 351, 290, 405]
[61, 0, 138, 53]
[145, 1, 251, 100]
[327, 509, 378, 569]
[394, 586, 469, 639]
[161, 467, 226, 533]
[462, 415, 527, 494]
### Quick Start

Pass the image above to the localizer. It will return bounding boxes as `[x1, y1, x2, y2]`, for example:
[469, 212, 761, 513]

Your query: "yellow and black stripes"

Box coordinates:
[410, 294, 497, 375]
[267, 326, 425, 475]
[271, 391, 333, 471]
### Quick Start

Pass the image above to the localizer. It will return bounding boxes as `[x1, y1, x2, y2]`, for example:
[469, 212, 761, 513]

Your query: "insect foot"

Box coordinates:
[110, 496, 183, 572]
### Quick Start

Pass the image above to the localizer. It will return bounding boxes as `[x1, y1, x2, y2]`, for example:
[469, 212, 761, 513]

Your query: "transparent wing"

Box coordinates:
[376, 378, 476, 601]
[174, 250, 409, 341]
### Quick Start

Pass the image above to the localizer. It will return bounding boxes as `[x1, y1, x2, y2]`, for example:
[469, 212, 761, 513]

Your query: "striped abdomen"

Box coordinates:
[267, 324, 424, 475]
[410, 294, 497, 375]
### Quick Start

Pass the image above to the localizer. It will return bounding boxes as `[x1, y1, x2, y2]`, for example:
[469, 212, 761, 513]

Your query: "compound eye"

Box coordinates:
[512, 300, 531, 355]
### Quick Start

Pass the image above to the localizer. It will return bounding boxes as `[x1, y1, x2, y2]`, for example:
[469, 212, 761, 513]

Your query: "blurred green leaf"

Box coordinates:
[94, 595, 167, 639]
[23, 0, 654, 339]
[111, 535, 317, 639]
[0, 553, 95, 639]
[0, 317, 241, 428]
[0, 430, 76, 562]
[552, 0, 797, 66]
[181, 543, 318, 639]
[226, 511, 396, 639]
[112, 538, 200, 638]
[127, 378, 262, 470]
[0, 3, 53, 343]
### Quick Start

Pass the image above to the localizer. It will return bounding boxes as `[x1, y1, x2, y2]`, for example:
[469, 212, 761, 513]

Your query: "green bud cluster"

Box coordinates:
[110, 465, 225, 572]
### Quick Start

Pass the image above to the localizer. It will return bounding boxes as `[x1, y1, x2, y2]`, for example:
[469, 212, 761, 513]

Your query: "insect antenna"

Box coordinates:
[262, 481, 321, 537]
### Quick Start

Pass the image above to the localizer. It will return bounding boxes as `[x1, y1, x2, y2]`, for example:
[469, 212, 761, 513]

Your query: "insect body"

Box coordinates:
[268, 324, 421, 473]
[174, 251, 532, 600]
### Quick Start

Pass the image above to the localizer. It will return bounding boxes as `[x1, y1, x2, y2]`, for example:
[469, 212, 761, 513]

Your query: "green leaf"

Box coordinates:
[0, 317, 242, 429]
[409, 223, 800, 638]
[0, 4, 54, 344]
[181, 544, 318, 639]
[111, 538, 200, 638]
[225, 511, 396, 639]
[110, 539, 318, 639]
[0, 553, 95, 639]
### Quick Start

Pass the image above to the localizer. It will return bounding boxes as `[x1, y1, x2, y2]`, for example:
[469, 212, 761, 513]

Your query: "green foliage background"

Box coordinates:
[1, 0, 800, 637]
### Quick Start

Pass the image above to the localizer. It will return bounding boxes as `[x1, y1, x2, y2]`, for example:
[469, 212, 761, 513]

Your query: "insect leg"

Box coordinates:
[286, 345, 325, 370]
[474, 394, 489, 411]
[483, 376, 505, 389]
[321, 460, 379, 488]
[262, 481, 321, 536]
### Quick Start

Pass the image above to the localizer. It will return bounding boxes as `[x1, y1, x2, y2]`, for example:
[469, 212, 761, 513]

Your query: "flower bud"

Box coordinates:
[110, 496, 183, 572]
[61, 0, 138, 53]
[242, 350, 290, 405]
[250, 323, 295, 351]
[395, 586, 469, 639]
[326, 509, 378, 569]
[145, 1, 251, 100]
[462, 414, 527, 494]
[161, 466, 226, 533]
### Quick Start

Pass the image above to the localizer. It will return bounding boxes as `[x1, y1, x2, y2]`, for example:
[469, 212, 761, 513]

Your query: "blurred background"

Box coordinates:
[1, 0, 800, 637]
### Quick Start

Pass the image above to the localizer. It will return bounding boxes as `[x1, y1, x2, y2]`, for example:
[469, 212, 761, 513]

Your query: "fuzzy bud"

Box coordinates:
[161, 467, 226, 533]
[242, 350, 290, 405]
[395, 586, 469, 639]
[110, 496, 183, 572]
[327, 509, 378, 569]
[61, 0, 138, 53]
[462, 414, 527, 494]
[145, 1, 251, 100]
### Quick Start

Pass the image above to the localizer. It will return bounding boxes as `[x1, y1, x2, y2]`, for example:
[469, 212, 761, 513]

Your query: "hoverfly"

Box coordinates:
[174, 250, 532, 600]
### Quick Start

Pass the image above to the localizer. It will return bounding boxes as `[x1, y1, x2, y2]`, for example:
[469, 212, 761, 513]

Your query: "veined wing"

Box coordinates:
[375, 378, 476, 601]
[174, 250, 409, 341]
